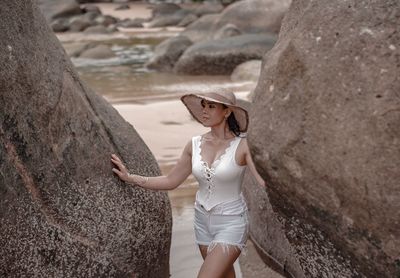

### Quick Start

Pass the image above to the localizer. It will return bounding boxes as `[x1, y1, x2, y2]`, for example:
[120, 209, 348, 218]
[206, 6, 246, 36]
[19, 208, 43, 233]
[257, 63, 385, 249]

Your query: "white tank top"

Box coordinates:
[192, 135, 247, 214]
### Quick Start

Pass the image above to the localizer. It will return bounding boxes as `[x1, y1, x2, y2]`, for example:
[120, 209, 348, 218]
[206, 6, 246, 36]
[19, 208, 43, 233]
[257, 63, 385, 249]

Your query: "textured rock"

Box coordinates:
[69, 16, 92, 32]
[50, 18, 70, 32]
[38, 0, 82, 22]
[214, 0, 291, 34]
[213, 23, 242, 40]
[146, 36, 192, 72]
[83, 25, 112, 34]
[231, 60, 261, 82]
[242, 170, 298, 277]
[150, 3, 182, 18]
[174, 34, 277, 75]
[190, 2, 224, 16]
[177, 13, 198, 27]
[248, 0, 400, 277]
[118, 18, 147, 28]
[147, 9, 192, 28]
[181, 14, 220, 43]
[182, 0, 290, 43]
[0, 2, 171, 277]
[94, 15, 118, 27]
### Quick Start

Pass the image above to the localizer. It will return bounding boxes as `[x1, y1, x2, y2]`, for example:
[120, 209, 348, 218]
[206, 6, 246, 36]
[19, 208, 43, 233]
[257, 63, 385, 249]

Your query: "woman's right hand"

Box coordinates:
[111, 154, 130, 182]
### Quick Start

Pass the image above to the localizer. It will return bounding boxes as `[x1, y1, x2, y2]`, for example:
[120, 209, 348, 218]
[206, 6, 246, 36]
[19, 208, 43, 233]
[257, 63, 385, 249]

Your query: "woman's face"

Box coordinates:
[200, 99, 230, 127]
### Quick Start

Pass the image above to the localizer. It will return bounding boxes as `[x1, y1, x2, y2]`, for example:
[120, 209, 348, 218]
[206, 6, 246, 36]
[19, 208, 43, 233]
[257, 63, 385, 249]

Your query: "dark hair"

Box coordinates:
[223, 104, 241, 136]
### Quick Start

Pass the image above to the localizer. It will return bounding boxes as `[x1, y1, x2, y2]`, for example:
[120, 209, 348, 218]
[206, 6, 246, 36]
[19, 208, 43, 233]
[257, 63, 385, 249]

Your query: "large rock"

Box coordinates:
[214, 0, 291, 34]
[38, 0, 82, 22]
[79, 44, 116, 59]
[182, 0, 290, 43]
[177, 13, 198, 27]
[150, 3, 182, 18]
[248, 0, 400, 277]
[0, 2, 171, 277]
[146, 36, 192, 72]
[174, 34, 277, 75]
[230, 59, 261, 82]
[181, 14, 221, 43]
[147, 9, 192, 28]
[190, 2, 224, 17]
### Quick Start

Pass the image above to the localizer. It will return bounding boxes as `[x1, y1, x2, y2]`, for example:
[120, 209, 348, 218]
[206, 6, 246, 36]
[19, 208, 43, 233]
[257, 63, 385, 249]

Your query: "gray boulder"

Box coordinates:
[150, 3, 182, 18]
[0, 2, 171, 277]
[84, 25, 112, 34]
[213, 23, 241, 40]
[50, 18, 70, 32]
[79, 44, 116, 59]
[118, 18, 147, 28]
[174, 34, 277, 75]
[81, 11, 101, 22]
[190, 2, 224, 16]
[81, 5, 102, 14]
[63, 42, 94, 57]
[94, 15, 118, 27]
[249, 0, 400, 277]
[177, 13, 198, 27]
[182, 0, 290, 43]
[181, 14, 221, 43]
[230, 59, 261, 82]
[214, 0, 291, 34]
[69, 16, 92, 32]
[38, 0, 82, 22]
[146, 36, 192, 72]
[147, 9, 192, 28]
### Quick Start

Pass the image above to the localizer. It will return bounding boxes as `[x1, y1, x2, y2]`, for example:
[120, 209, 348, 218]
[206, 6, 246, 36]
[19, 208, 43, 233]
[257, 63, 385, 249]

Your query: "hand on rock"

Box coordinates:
[111, 154, 129, 182]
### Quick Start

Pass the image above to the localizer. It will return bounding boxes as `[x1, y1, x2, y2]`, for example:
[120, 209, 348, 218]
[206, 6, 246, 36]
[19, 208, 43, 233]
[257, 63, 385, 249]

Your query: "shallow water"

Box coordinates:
[66, 35, 255, 104]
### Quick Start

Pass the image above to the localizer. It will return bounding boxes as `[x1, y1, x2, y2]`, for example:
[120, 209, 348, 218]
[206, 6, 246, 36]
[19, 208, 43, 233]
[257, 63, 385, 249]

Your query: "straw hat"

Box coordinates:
[180, 89, 249, 132]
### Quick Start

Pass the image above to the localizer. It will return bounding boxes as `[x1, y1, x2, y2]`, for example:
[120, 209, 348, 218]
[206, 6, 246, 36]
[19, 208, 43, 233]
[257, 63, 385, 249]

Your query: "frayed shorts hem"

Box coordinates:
[196, 240, 247, 255]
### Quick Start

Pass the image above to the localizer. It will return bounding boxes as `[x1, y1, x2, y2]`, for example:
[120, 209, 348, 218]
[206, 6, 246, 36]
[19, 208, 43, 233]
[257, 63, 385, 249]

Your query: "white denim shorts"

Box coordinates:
[193, 202, 249, 254]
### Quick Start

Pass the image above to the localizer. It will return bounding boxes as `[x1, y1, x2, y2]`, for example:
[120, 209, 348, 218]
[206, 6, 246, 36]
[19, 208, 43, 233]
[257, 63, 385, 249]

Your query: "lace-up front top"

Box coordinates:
[192, 135, 247, 214]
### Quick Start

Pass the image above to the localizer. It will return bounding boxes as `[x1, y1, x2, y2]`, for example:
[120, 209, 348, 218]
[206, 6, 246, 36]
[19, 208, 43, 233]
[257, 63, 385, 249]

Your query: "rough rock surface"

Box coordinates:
[0, 2, 171, 277]
[190, 2, 224, 16]
[212, 23, 242, 40]
[150, 3, 182, 18]
[147, 9, 192, 28]
[38, 0, 82, 22]
[182, 0, 290, 43]
[146, 36, 192, 72]
[214, 0, 291, 34]
[177, 13, 198, 27]
[230, 60, 261, 82]
[181, 14, 220, 43]
[79, 44, 116, 59]
[174, 34, 277, 75]
[248, 0, 400, 277]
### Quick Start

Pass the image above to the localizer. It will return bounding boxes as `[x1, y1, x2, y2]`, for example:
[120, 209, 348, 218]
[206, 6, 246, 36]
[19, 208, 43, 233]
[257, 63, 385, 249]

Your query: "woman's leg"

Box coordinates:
[197, 244, 241, 278]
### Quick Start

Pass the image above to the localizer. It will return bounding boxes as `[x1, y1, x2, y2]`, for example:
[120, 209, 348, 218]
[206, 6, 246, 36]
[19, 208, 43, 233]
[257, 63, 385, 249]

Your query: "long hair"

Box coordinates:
[223, 105, 241, 137]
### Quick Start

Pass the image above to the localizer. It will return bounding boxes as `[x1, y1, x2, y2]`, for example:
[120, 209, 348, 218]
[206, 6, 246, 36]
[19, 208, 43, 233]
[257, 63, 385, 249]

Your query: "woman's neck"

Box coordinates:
[209, 124, 233, 140]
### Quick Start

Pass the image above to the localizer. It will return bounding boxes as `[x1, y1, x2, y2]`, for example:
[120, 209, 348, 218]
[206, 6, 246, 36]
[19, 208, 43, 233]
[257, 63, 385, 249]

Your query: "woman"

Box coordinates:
[111, 89, 265, 278]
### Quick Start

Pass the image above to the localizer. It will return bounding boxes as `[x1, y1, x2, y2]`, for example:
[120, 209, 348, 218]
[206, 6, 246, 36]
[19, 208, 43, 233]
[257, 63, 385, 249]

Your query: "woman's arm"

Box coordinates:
[111, 140, 193, 191]
[243, 139, 266, 187]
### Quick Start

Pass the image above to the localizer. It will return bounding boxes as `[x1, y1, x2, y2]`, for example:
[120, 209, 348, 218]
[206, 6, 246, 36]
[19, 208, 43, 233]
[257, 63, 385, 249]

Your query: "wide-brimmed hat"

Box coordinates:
[180, 89, 249, 132]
